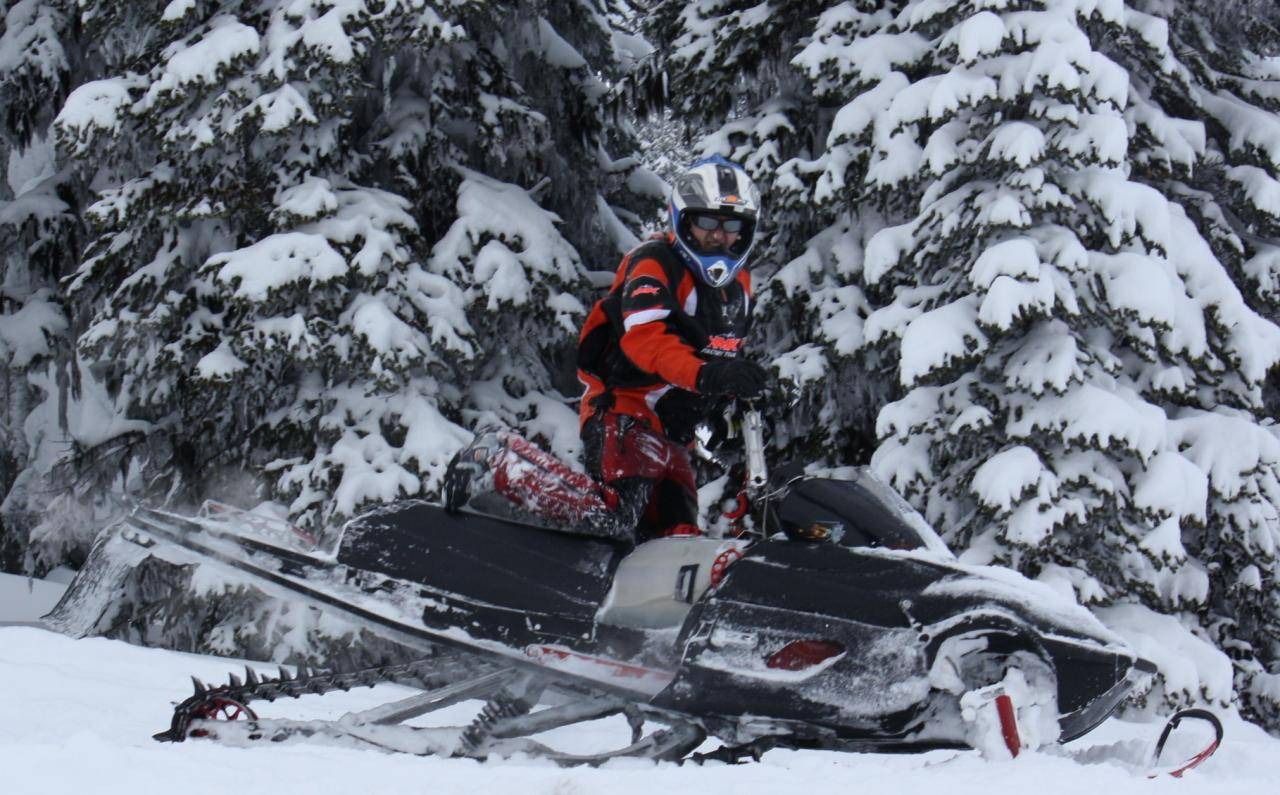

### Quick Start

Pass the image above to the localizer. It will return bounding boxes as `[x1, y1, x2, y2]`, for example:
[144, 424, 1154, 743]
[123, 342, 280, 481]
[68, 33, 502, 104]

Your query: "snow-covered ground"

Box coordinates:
[1, 581, 1277, 794]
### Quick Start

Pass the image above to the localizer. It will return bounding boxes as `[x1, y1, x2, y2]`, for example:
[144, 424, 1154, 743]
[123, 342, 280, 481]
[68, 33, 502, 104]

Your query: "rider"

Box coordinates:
[444, 155, 768, 543]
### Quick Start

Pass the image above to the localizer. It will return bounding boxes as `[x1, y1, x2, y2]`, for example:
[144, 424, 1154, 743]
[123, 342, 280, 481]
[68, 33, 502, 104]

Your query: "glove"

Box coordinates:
[696, 359, 769, 399]
[442, 453, 476, 514]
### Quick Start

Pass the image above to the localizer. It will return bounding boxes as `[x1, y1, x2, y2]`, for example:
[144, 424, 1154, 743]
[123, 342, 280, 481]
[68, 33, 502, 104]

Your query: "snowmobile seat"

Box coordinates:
[337, 501, 624, 644]
[596, 537, 751, 629]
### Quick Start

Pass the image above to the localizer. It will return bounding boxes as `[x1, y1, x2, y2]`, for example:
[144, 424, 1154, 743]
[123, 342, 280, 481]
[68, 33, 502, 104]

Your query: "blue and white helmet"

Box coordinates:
[668, 155, 761, 288]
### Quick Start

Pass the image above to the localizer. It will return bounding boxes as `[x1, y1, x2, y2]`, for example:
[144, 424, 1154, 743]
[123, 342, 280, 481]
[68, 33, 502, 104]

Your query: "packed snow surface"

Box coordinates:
[2, 590, 1278, 794]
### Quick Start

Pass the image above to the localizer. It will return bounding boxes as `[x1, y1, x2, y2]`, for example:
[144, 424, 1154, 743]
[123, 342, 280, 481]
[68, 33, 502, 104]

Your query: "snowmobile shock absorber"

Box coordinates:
[456, 672, 547, 755]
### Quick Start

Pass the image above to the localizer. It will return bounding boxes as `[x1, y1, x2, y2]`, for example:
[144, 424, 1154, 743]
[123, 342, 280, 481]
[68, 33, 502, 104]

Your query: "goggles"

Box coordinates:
[691, 214, 745, 234]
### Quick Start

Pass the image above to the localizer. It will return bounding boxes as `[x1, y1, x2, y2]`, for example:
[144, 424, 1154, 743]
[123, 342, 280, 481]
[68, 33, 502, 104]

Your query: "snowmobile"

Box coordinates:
[70, 406, 1216, 767]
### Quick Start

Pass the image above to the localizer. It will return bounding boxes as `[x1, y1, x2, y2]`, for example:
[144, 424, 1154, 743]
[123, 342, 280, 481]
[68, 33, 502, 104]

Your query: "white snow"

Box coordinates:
[1093, 251, 1177, 329]
[971, 446, 1042, 512]
[161, 0, 196, 22]
[23, 357, 152, 453]
[195, 340, 248, 380]
[538, 17, 588, 69]
[0, 620, 1276, 793]
[5, 132, 56, 197]
[1000, 322, 1085, 395]
[275, 387, 472, 522]
[0, 289, 67, 368]
[968, 239, 1062, 330]
[273, 177, 340, 223]
[0, 572, 67, 623]
[142, 16, 261, 105]
[0, 1, 66, 77]
[944, 12, 1007, 63]
[1132, 452, 1209, 525]
[1137, 517, 1187, 565]
[898, 295, 988, 386]
[1006, 382, 1167, 462]
[1097, 603, 1235, 707]
[1170, 412, 1280, 504]
[1227, 165, 1280, 219]
[958, 664, 1059, 758]
[298, 7, 357, 64]
[771, 343, 829, 385]
[1201, 90, 1280, 171]
[863, 220, 917, 284]
[210, 232, 348, 300]
[986, 122, 1047, 168]
[55, 78, 137, 152]
[245, 84, 320, 133]
[596, 193, 643, 252]
[429, 169, 584, 331]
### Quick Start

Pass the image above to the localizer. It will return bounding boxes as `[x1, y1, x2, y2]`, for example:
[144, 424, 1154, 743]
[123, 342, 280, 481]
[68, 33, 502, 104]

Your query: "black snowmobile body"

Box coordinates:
[335, 470, 1153, 749]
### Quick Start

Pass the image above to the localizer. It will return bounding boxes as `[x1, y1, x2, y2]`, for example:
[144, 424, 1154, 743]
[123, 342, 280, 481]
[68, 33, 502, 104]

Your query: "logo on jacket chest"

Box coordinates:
[688, 282, 748, 357]
[704, 335, 743, 356]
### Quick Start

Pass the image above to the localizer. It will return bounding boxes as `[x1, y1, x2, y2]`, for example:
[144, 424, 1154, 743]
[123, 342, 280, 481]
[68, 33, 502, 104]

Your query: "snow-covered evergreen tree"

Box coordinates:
[1150, 0, 1280, 727]
[31, 0, 659, 547]
[651, 0, 1280, 726]
[0, 0, 83, 572]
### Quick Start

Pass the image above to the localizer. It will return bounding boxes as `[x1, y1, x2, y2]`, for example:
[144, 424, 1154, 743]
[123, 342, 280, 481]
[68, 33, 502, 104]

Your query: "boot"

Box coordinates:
[442, 429, 507, 514]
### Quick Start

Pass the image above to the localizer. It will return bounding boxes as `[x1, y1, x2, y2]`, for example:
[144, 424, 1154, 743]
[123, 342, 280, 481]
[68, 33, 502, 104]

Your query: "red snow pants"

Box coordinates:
[581, 412, 699, 541]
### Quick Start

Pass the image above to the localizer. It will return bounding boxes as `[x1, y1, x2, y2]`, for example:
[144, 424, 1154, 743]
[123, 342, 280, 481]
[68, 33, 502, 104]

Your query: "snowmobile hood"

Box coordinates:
[717, 541, 1123, 649]
[661, 540, 1148, 744]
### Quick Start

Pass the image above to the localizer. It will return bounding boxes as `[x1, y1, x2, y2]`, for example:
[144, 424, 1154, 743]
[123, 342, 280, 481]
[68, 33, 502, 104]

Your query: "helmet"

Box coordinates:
[668, 155, 761, 288]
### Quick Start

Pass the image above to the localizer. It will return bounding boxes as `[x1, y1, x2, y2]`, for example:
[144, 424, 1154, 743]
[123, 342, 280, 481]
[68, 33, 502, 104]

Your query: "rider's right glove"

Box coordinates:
[696, 359, 769, 399]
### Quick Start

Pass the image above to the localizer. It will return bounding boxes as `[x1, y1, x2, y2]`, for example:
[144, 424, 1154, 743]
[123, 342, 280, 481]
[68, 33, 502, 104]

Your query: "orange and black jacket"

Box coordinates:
[577, 234, 753, 443]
